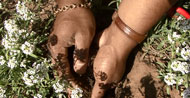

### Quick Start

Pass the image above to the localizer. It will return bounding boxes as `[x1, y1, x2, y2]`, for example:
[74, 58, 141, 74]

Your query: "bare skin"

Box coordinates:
[92, 0, 177, 98]
[48, 0, 95, 86]
[48, 0, 178, 98]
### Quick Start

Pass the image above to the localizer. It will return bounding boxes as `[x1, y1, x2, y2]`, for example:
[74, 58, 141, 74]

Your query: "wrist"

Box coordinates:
[56, 0, 88, 8]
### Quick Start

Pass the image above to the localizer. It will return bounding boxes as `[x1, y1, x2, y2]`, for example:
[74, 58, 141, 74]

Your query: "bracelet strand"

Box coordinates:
[54, 2, 92, 15]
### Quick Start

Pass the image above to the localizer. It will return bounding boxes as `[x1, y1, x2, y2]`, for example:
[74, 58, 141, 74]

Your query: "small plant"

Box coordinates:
[142, 1, 190, 97]
[0, 0, 83, 97]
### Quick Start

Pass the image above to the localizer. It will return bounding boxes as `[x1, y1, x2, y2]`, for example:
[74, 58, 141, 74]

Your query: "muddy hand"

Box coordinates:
[91, 0, 177, 97]
[91, 14, 138, 98]
[48, 0, 95, 86]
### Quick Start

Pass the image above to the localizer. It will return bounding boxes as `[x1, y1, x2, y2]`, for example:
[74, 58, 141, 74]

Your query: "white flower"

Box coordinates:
[21, 41, 35, 55]
[20, 59, 26, 68]
[33, 79, 38, 83]
[4, 19, 18, 34]
[183, 30, 188, 32]
[168, 34, 174, 44]
[16, 1, 35, 21]
[176, 47, 180, 53]
[164, 73, 176, 85]
[179, 62, 189, 74]
[24, 72, 28, 77]
[7, 57, 18, 69]
[0, 56, 6, 66]
[0, 3, 3, 9]
[181, 47, 190, 61]
[23, 69, 36, 86]
[171, 61, 190, 74]
[0, 87, 6, 98]
[53, 80, 67, 93]
[30, 76, 35, 80]
[23, 67, 46, 86]
[10, 50, 21, 56]
[171, 61, 182, 72]
[27, 69, 36, 75]
[168, 32, 181, 44]
[1, 38, 16, 49]
[22, 72, 35, 86]
[177, 16, 183, 21]
[58, 94, 65, 98]
[33, 94, 42, 98]
[172, 32, 181, 39]
[36, 62, 48, 73]
[71, 88, 83, 98]
[177, 78, 184, 85]
[18, 29, 26, 36]
[32, 61, 49, 79]
[23, 77, 34, 86]
[182, 42, 188, 46]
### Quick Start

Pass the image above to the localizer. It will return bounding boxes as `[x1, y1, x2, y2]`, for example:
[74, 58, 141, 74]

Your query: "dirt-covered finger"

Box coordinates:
[47, 36, 75, 81]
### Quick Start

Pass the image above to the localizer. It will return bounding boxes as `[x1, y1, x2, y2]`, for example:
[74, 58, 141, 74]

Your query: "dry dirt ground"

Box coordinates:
[99, 49, 181, 98]
[109, 50, 181, 98]
[77, 46, 182, 98]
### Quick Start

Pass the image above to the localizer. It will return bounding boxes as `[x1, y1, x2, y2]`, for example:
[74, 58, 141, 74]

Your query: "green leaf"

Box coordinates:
[166, 86, 170, 95]
[157, 41, 164, 49]
[156, 61, 166, 68]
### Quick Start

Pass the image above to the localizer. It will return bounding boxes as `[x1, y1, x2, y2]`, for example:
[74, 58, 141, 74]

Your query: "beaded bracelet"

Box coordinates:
[54, 2, 91, 15]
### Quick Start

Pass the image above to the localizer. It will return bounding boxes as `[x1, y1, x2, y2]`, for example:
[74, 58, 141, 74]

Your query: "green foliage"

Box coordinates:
[142, 0, 190, 97]
[0, 0, 75, 97]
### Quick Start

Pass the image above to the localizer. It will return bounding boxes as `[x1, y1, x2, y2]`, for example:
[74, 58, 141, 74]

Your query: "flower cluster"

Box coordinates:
[22, 69, 42, 86]
[71, 88, 83, 98]
[33, 94, 42, 98]
[0, 56, 6, 66]
[164, 26, 190, 87]
[22, 60, 49, 86]
[164, 73, 176, 86]
[0, 0, 84, 97]
[16, 1, 35, 21]
[170, 61, 189, 74]
[0, 0, 69, 97]
[167, 32, 181, 44]
[164, 72, 184, 86]
[7, 57, 18, 69]
[181, 46, 190, 61]
[0, 87, 6, 98]
[2, 19, 21, 49]
[142, 1, 190, 96]
[21, 41, 35, 55]
[2, 18, 36, 54]
[53, 80, 68, 93]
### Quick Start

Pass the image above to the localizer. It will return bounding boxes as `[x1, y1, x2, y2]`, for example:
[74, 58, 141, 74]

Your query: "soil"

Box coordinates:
[79, 46, 181, 98]
[105, 50, 181, 98]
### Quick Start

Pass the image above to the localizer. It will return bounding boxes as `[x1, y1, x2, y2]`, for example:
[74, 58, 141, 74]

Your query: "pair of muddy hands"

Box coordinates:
[48, 6, 137, 98]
